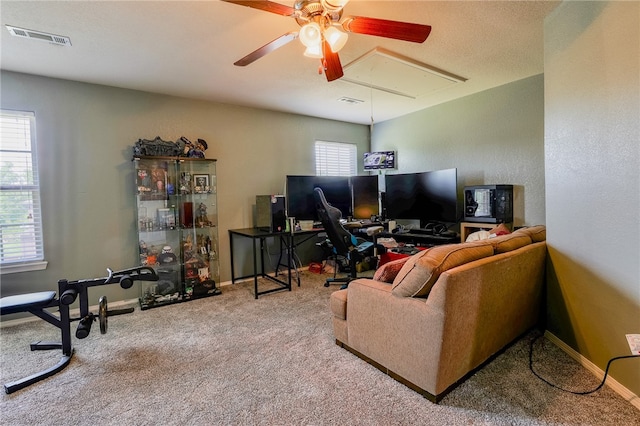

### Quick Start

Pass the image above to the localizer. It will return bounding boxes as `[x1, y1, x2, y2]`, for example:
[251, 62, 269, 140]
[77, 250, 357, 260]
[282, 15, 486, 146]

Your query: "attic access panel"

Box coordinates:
[342, 48, 466, 98]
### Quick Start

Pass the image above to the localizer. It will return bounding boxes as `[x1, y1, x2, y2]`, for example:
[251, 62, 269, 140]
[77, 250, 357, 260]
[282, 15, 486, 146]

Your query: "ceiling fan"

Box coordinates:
[222, 0, 432, 82]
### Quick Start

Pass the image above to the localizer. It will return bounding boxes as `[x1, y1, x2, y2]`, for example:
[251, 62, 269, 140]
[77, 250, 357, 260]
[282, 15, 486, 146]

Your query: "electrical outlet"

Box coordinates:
[625, 334, 640, 355]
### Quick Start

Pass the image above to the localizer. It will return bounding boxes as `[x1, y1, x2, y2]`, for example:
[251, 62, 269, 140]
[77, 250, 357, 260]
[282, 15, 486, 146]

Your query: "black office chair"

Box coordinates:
[313, 187, 381, 288]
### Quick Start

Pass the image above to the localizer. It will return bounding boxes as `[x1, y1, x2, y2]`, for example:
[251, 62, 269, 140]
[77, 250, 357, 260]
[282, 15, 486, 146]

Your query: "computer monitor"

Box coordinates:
[285, 175, 351, 221]
[385, 168, 458, 226]
[415, 168, 458, 224]
[351, 175, 379, 219]
[384, 172, 420, 222]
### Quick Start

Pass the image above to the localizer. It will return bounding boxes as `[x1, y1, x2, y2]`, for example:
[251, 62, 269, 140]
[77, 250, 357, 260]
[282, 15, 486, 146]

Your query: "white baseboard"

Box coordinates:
[545, 331, 640, 410]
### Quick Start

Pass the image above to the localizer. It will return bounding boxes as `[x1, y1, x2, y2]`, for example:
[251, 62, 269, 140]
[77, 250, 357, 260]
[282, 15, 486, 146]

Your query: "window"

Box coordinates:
[0, 110, 46, 273]
[314, 141, 357, 176]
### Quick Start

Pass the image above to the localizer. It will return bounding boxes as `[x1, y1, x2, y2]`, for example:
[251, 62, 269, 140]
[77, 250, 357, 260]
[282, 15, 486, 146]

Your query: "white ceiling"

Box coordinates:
[0, 1, 560, 125]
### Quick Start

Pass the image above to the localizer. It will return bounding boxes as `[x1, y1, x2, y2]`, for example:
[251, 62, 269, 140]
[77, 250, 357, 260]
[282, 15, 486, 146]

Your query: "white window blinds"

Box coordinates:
[315, 141, 357, 176]
[0, 110, 45, 268]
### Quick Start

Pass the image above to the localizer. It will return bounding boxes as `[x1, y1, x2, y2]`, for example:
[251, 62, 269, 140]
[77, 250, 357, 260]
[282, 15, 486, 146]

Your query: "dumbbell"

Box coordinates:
[75, 296, 134, 339]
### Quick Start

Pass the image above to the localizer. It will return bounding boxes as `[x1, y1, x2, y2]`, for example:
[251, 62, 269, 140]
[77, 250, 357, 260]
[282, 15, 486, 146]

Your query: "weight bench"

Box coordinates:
[0, 266, 158, 394]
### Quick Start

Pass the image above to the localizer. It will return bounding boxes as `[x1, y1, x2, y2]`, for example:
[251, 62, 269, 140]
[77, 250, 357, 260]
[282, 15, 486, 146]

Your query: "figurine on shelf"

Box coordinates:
[158, 245, 178, 264]
[196, 203, 210, 227]
[183, 234, 194, 260]
[139, 240, 149, 265]
[180, 172, 192, 194]
[179, 136, 208, 158]
[133, 136, 184, 157]
[145, 245, 159, 266]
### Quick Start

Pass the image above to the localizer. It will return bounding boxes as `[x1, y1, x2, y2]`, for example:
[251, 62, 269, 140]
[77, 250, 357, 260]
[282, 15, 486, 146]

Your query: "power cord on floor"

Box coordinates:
[529, 332, 640, 395]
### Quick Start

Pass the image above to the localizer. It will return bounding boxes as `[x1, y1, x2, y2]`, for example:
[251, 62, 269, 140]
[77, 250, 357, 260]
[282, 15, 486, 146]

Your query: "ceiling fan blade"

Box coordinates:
[234, 32, 299, 66]
[322, 40, 343, 82]
[220, 0, 295, 16]
[342, 16, 432, 43]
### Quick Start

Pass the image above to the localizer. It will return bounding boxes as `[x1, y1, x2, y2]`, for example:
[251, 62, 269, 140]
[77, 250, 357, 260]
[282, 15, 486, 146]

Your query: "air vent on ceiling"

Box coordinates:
[337, 97, 364, 105]
[5, 25, 71, 46]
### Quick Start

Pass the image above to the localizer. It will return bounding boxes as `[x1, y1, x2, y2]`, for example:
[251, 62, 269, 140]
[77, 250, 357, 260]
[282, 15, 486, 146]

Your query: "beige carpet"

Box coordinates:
[1, 271, 639, 425]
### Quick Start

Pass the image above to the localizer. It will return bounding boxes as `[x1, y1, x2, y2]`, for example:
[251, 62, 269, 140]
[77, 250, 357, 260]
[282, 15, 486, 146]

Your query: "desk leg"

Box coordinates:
[281, 235, 292, 291]
[275, 239, 284, 277]
[288, 234, 295, 289]
[229, 232, 236, 284]
[253, 238, 259, 299]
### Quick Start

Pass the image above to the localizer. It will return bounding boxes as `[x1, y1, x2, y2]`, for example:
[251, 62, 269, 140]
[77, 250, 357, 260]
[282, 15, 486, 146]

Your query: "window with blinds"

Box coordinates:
[0, 110, 45, 271]
[314, 141, 357, 176]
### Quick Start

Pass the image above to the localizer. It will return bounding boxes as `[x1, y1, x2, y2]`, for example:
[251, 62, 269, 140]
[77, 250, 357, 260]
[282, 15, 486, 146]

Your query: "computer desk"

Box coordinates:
[228, 227, 323, 299]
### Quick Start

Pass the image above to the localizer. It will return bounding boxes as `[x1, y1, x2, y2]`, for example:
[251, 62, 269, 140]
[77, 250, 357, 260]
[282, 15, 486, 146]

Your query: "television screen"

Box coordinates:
[385, 168, 458, 225]
[286, 175, 351, 221]
[351, 175, 379, 219]
[364, 151, 395, 170]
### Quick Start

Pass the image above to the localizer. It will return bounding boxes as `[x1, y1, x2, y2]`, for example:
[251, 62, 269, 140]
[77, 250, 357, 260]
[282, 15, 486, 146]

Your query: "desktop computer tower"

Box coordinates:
[463, 185, 513, 223]
[256, 195, 287, 232]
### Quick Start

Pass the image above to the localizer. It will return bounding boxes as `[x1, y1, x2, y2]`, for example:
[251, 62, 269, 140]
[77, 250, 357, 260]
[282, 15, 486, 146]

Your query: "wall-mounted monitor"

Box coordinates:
[364, 151, 395, 170]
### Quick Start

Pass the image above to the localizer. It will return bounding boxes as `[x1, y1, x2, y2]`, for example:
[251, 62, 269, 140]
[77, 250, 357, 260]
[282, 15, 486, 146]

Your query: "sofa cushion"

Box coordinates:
[488, 233, 532, 254]
[373, 256, 410, 283]
[391, 242, 494, 298]
[513, 225, 546, 242]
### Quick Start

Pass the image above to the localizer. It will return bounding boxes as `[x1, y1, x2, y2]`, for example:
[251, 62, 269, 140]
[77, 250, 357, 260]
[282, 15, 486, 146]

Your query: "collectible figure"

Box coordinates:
[158, 245, 178, 264]
[196, 203, 209, 227]
[133, 136, 184, 157]
[179, 136, 208, 158]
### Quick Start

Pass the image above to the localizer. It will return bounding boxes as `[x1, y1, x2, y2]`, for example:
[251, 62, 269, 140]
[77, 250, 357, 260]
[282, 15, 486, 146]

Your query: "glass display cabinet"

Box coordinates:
[133, 156, 220, 309]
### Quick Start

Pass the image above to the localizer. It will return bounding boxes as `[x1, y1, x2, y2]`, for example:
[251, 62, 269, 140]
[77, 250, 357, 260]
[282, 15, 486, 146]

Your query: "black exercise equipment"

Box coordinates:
[0, 266, 158, 394]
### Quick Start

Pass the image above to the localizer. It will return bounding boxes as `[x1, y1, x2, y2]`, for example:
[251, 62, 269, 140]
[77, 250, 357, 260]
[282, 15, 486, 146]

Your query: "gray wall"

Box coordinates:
[371, 75, 546, 227]
[0, 70, 368, 304]
[544, 1, 639, 397]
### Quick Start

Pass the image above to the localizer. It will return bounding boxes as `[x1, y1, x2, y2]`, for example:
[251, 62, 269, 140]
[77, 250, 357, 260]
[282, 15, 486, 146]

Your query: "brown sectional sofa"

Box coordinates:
[329, 225, 547, 402]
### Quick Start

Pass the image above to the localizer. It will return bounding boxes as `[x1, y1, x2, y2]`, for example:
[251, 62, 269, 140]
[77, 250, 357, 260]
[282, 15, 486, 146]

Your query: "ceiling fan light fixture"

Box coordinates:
[324, 26, 348, 52]
[320, 0, 349, 13]
[303, 44, 323, 58]
[299, 22, 322, 48]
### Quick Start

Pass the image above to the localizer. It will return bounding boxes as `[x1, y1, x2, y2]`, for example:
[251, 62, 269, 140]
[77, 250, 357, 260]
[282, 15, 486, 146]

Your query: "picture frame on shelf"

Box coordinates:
[193, 174, 209, 194]
[140, 161, 169, 200]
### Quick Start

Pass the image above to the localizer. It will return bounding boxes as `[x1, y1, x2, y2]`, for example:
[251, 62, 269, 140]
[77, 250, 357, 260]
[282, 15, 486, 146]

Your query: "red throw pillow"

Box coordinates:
[489, 223, 511, 236]
[373, 256, 410, 283]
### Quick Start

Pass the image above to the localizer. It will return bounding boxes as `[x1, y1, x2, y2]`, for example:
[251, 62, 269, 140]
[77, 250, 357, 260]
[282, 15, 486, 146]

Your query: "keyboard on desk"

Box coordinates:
[406, 228, 433, 235]
[400, 231, 458, 241]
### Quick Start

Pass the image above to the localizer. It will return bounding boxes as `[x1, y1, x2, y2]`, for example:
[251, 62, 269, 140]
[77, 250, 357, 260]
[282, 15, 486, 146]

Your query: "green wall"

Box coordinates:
[544, 1, 639, 398]
[0, 70, 368, 304]
[371, 74, 546, 227]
